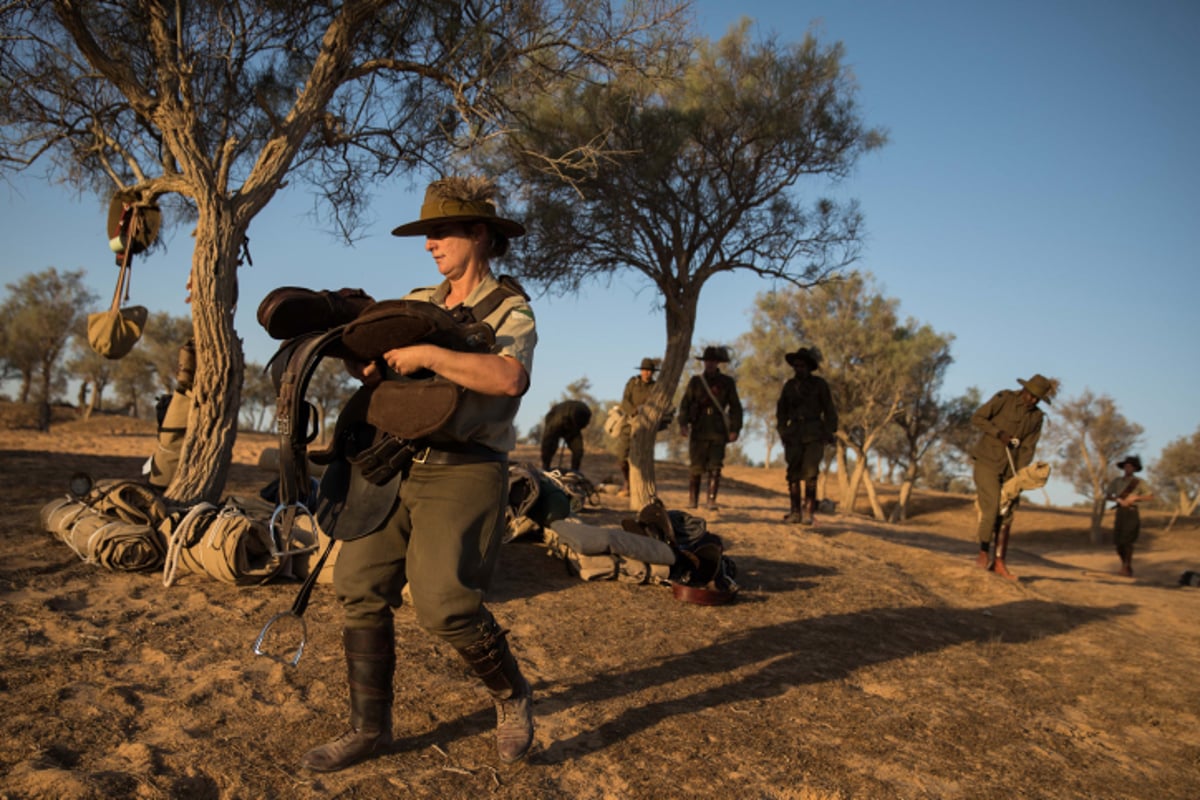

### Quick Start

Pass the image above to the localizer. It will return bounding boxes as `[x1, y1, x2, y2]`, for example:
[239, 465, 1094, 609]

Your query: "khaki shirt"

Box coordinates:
[401, 273, 536, 452]
[1106, 475, 1151, 502]
[620, 375, 657, 432]
[970, 389, 1043, 470]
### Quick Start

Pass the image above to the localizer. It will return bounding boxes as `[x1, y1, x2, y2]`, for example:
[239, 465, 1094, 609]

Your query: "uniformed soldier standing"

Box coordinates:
[301, 177, 538, 771]
[1105, 455, 1154, 577]
[776, 347, 838, 525]
[678, 346, 742, 510]
[617, 357, 660, 496]
[970, 373, 1055, 580]
[540, 399, 592, 472]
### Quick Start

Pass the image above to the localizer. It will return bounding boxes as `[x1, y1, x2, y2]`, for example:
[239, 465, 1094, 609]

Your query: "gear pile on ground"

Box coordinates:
[39, 478, 319, 586]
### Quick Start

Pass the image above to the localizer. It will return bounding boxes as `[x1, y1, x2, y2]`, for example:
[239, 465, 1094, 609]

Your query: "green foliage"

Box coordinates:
[2, 0, 686, 499]
[1047, 390, 1144, 503]
[0, 267, 96, 405]
[489, 22, 882, 505]
[1150, 427, 1200, 517]
[495, 20, 885, 298]
[64, 319, 116, 413]
[739, 271, 957, 518]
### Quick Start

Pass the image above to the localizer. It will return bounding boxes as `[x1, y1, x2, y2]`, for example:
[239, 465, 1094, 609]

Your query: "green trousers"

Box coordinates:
[332, 459, 508, 650]
[783, 439, 825, 483]
[972, 458, 1015, 544]
[688, 437, 728, 475]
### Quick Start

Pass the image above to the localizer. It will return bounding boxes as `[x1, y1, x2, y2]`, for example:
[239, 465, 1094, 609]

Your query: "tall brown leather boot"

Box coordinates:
[783, 481, 803, 523]
[456, 620, 534, 764]
[687, 475, 701, 509]
[991, 521, 1018, 581]
[301, 622, 395, 772]
[706, 470, 722, 510]
[801, 495, 817, 526]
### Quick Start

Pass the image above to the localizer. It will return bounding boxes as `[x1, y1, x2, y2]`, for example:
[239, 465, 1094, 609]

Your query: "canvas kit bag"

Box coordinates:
[87, 199, 160, 359]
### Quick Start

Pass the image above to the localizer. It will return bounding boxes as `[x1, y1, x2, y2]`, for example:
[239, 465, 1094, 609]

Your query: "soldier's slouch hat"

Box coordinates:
[1017, 373, 1057, 404]
[696, 346, 730, 363]
[1116, 455, 1142, 472]
[785, 347, 821, 371]
[392, 176, 525, 238]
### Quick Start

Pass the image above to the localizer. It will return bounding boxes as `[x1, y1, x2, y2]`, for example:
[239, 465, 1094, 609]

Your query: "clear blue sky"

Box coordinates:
[3, 1, 1197, 504]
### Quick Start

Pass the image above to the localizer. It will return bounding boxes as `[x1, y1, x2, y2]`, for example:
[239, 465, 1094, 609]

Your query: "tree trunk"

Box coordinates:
[891, 480, 913, 524]
[845, 455, 866, 516]
[1088, 497, 1106, 545]
[628, 416, 658, 509]
[167, 208, 246, 506]
[892, 462, 916, 525]
[835, 441, 851, 505]
[861, 469, 885, 520]
[37, 364, 53, 431]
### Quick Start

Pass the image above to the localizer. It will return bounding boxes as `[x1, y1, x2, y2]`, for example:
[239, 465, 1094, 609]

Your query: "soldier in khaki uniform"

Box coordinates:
[678, 346, 742, 509]
[1105, 455, 1154, 577]
[540, 399, 592, 472]
[617, 357, 660, 496]
[970, 373, 1056, 580]
[776, 347, 838, 525]
[301, 177, 538, 772]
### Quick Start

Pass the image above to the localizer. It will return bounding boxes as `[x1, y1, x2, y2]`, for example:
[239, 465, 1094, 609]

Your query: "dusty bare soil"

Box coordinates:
[2, 408, 1199, 799]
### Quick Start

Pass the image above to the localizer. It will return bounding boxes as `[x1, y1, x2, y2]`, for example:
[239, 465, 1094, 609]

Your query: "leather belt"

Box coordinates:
[411, 442, 507, 466]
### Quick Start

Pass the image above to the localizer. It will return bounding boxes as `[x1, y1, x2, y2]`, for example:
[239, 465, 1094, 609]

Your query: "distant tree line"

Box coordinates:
[0, 267, 354, 437]
[525, 269, 1200, 527]
[5, 264, 1199, 526]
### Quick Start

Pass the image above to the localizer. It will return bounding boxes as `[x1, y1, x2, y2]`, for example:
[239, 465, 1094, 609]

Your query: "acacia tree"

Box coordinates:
[65, 326, 115, 417]
[138, 311, 194, 394]
[821, 287, 906, 520]
[239, 361, 276, 433]
[882, 327, 954, 522]
[749, 273, 935, 520]
[1150, 428, 1200, 530]
[0, 268, 95, 428]
[735, 320, 791, 469]
[2, 0, 685, 503]
[917, 387, 983, 493]
[489, 21, 885, 507]
[1046, 390, 1143, 542]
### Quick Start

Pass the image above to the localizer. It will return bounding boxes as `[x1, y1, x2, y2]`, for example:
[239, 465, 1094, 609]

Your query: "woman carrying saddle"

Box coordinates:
[300, 176, 538, 771]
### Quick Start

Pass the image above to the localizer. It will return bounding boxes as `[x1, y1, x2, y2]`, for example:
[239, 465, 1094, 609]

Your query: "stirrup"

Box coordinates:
[253, 610, 308, 667]
[267, 502, 320, 558]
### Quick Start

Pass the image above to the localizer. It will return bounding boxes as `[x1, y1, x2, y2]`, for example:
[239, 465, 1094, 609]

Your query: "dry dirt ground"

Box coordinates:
[2, 407, 1199, 800]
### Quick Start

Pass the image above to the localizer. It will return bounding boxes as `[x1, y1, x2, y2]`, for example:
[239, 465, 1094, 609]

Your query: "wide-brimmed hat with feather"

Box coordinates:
[391, 176, 525, 238]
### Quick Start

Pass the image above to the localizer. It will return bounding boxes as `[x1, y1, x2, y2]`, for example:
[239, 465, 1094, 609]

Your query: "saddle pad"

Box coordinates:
[549, 519, 675, 565]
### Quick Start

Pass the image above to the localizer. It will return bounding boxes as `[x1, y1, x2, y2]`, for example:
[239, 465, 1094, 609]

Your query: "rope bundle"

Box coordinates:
[159, 500, 293, 586]
[40, 495, 165, 572]
[40, 483, 318, 586]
